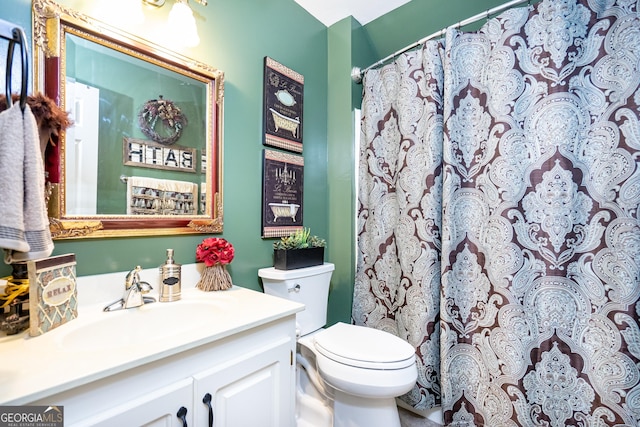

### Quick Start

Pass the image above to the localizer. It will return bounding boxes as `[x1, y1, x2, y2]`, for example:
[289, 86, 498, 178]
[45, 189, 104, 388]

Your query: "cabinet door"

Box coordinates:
[193, 338, 293, 427]
[73, 378, 194, 427]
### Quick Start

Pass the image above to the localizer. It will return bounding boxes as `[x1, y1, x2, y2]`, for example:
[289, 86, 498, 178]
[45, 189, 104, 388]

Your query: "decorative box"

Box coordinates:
[28, 254, 77, 337]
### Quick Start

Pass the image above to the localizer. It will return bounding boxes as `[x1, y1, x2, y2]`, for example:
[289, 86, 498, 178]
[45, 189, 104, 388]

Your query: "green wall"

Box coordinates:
[2, 0, 526, 326]
[325, 18, 356, 326]
[1, 0, 331, 311]
[361, 0, 524, 62]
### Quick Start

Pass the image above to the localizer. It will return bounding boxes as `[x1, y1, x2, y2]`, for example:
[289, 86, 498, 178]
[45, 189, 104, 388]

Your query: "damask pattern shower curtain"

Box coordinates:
[354, 1, 640, 426]
[355, 38, 445, 412]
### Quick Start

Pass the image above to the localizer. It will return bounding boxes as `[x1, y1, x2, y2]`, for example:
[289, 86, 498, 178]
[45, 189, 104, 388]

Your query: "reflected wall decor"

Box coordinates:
[123, 138, 197, 173]
[262, 149, 304, 238]
[32, 0, 224, 238]
[262, 57, 304, 153]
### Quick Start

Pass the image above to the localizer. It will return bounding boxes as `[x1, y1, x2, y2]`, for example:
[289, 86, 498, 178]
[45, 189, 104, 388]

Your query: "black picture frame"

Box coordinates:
[261, 149, 304, 238]
[262, 57, 304, 153]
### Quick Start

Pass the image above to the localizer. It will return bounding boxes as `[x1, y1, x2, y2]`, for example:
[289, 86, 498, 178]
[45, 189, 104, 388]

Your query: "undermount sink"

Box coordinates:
[56, 299, 226, 352]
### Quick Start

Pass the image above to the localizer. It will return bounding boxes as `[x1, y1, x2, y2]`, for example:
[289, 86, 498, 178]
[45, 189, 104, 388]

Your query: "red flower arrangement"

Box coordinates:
[196, 238, 235, 267]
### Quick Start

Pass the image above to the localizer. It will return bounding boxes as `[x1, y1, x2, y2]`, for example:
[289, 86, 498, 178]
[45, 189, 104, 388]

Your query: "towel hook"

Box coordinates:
[4, 24, 28, 112]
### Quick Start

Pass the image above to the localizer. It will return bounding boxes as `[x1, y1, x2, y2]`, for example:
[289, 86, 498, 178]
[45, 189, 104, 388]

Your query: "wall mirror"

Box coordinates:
[33, 0, 224, 239]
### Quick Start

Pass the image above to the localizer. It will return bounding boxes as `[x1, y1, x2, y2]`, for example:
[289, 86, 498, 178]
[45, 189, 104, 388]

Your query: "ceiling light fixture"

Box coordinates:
[142, 0, 206, 48]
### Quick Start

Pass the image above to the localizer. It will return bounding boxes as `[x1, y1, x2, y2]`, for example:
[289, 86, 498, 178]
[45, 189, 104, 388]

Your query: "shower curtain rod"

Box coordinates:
[351, 0, 531, 83]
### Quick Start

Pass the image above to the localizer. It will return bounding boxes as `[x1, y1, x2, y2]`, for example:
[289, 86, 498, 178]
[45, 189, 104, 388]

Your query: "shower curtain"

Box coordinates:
[353, 1, 640, 426]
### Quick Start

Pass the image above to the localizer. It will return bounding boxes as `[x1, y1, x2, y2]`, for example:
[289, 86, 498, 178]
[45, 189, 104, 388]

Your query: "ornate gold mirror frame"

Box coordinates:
[32, 0, 224, 239]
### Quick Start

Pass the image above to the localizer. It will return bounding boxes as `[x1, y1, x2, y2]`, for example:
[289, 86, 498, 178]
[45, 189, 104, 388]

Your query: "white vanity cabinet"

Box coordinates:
[73, 378, 195, 426]
[193, 336, 293, 427]
[1, 270, 303, 427]
[29, 318, 296, 427]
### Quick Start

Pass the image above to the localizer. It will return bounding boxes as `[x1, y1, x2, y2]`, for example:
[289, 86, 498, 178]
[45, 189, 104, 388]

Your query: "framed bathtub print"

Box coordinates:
[262, 149, 304, 238]
[263, 57, 304, 153]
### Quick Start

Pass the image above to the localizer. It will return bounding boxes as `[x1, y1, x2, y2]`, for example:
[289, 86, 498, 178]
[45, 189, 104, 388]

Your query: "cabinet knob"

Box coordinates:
[203, 393, 214, 427]
[177, 406, 188, 427]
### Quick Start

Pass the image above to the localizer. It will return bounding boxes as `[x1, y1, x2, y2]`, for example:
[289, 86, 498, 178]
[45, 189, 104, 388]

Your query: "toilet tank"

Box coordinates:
[258, 263, 335, 336]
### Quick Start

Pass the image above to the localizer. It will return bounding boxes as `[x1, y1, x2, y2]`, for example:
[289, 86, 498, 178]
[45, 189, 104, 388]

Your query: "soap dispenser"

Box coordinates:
[159, 249, 181, 302]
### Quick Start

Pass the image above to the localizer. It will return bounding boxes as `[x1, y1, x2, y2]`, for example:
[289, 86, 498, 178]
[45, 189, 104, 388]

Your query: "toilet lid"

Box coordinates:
[313, 322, 415, 370]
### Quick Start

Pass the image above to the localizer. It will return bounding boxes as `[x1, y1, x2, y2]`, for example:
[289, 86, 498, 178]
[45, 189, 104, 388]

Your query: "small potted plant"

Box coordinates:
[273, 228, 326, 270]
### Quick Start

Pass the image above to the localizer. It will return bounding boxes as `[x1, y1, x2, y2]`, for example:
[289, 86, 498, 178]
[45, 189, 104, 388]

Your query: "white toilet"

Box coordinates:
[258, 263, 417, 427]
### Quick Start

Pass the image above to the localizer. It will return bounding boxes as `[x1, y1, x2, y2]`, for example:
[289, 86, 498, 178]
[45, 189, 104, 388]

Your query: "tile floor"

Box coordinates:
[398, 407, 444, 427]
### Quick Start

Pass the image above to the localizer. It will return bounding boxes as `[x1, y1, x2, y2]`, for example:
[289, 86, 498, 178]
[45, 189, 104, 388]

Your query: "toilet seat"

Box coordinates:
[313, 322, 415, 370]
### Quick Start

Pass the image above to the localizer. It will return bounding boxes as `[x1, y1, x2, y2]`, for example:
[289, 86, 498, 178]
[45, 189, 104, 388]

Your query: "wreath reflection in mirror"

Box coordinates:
[138, 96, 187, 145]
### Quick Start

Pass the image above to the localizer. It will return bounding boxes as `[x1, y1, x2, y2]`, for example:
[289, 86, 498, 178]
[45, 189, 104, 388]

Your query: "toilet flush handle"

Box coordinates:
[288, 283, 301, 293]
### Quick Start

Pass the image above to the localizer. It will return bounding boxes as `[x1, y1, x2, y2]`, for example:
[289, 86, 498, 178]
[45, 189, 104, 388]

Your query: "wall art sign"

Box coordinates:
[28, 253, 77, 337]
[262, 149, 304, 238]
[263, 57, 304, 153]
[123, 137, 197, 173]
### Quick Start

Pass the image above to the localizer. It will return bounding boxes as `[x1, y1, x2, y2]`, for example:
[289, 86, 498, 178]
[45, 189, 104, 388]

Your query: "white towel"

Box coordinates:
[127, 176, 198, 215]
[0, 103, 54, 263]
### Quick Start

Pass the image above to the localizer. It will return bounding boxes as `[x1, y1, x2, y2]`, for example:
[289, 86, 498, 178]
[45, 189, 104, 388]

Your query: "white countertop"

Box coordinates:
[0, 264, 304, 405]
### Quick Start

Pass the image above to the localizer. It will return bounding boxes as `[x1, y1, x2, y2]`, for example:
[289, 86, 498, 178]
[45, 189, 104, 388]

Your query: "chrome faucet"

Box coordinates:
[104, 266, 156, 312]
